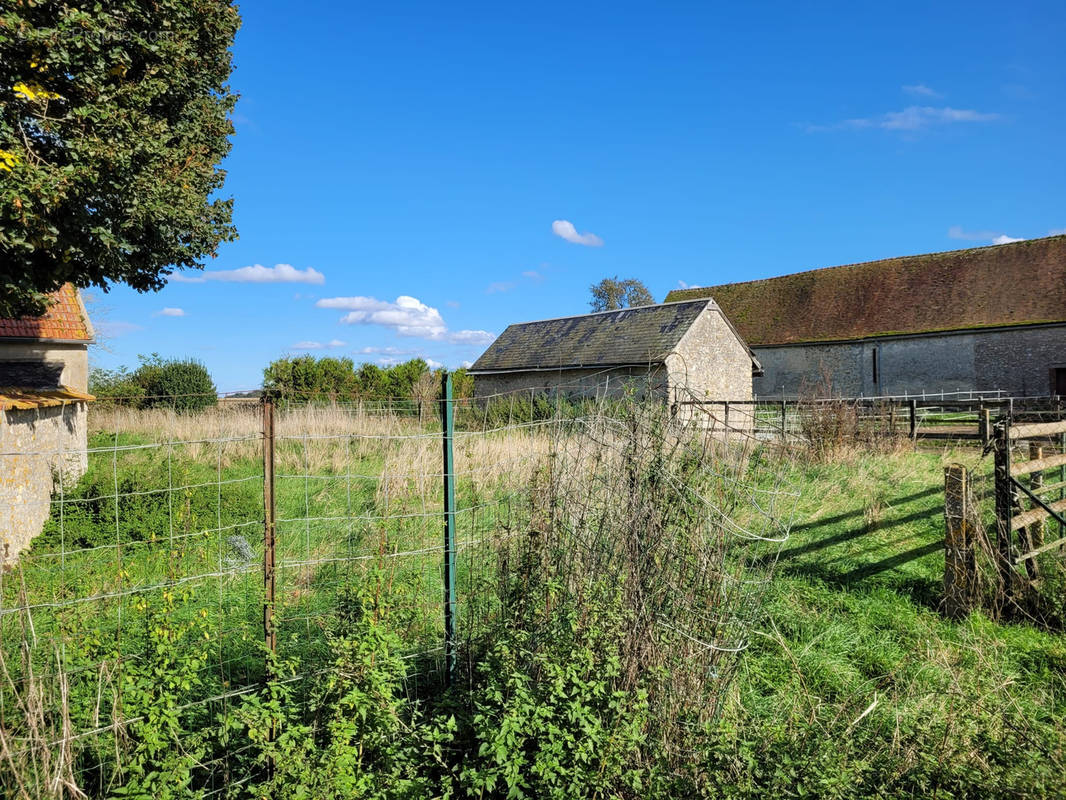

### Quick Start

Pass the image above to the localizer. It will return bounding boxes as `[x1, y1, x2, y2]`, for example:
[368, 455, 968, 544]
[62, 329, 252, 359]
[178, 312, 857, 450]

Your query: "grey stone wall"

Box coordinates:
[752, 324, 1066, 398]
[0, 403, 88, 564]
[473, 365, 669, 402]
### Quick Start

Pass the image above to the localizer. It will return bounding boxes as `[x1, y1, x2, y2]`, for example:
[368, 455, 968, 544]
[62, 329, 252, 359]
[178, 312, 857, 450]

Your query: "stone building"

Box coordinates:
[468, 299, 761, 407]
[0, 285, 94, 562]
[665, 235, 1066, 398]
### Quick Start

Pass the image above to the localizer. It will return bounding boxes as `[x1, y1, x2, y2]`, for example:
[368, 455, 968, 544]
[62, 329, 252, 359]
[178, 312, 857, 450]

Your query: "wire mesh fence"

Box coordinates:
[0, 378, 798, 797]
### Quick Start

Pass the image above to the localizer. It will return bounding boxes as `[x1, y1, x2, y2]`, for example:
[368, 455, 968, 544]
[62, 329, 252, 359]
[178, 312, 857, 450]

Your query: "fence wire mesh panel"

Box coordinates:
[0, 381, 798, 797]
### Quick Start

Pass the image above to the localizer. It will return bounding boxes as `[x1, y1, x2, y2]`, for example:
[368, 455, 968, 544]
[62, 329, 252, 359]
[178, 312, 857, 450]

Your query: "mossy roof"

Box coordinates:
[663, 235, 1066, 346]
[470, 300, 716, 373]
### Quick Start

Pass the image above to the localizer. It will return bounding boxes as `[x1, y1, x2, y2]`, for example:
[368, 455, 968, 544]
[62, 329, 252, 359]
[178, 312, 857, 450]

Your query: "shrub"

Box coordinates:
[135, 355, 217, 412]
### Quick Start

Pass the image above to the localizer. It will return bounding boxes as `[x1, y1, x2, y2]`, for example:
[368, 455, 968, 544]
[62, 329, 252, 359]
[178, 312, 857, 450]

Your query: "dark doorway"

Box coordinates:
[1053, 367, 1066, 396]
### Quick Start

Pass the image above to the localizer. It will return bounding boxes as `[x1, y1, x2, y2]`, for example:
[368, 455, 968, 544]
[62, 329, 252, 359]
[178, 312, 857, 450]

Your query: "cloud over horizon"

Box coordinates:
[808, 105, 998, 133]
[948, 225, 1024, 245]
[171, 264, 325, 285]
[552, 219, 604, 246]
[316, 295, 495, 345]
[902, 84, 941, 97]
[289, 339, 347, 350]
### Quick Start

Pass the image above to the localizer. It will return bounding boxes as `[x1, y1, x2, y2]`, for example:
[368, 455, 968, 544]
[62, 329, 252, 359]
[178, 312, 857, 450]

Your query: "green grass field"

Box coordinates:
[3, 408, 1065, 798]
[710, 447, 1066, 798]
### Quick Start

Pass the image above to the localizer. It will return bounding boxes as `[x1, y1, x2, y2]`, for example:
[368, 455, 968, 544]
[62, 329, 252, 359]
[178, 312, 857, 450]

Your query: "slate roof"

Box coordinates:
[663, 235, 1066, 346]
[470, 300, 718, 373]
[0, 284, 94, 342]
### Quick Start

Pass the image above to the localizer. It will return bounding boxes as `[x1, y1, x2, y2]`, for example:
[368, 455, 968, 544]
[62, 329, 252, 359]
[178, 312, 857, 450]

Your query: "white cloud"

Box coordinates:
[948, 226, 1025, 245]
[445, 300, 461, 309]
[1049, 228, 1066, 236]
[425, 358, 444, 369]
[317, 294, 496, 345]
[808, 106, 999, 133]
[522, 270, 544, 281]
[486, 281, 516, 294]
[461, 360, 474, 369]
[318, 295, 448, 338]
[171, 264, 325, 285]
[356, 345, 417, 356]
[552, 219, 604, 247]
[676, 280, 702, 290]
[154, 307, 185, 317]
[447, 329, 495, 345]
[96, 321, 142, 337]
[290, 339, 346, 350]
[902, 84, 941, 97]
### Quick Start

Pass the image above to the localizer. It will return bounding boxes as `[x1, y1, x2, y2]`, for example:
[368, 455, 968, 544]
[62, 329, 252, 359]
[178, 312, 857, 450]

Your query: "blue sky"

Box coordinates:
[90, 0, 1066, 392]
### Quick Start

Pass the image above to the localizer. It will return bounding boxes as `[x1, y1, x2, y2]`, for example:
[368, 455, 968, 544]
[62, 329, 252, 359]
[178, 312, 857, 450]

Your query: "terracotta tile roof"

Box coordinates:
[0, 386, 94, 412]
[471, 300, 718, 373]
[663, 235, 1066, 346]
[0, 284, 94, 342]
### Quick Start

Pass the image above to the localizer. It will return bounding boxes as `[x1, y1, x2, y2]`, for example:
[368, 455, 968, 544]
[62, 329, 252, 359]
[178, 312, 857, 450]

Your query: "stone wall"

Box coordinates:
[0, 341, 90, 391]
[667, 305, 755, 402]
[473, 365, 669, 401]
[0, 402, 88, 564]
[752, 324, 1066, 398]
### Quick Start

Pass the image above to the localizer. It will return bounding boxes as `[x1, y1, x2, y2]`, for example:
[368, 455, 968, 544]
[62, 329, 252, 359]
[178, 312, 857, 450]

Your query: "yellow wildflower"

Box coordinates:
[13, 82, 61, 102]
[0, 150, 19, 172]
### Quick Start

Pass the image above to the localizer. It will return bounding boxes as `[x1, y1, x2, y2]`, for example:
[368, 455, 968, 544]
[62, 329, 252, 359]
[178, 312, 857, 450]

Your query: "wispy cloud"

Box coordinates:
[154, 307, 185, 317]
[807, 105, 998, 133]
[902, 84, 941, 98]
[485, 281, 516, 294]
[552, 219, 604, 247]
[355, 345, 417, 356]
[316, 295, 495, 345]
[96, 321, 142, 337]
[948, 226, 1024, 245]
[1048, 228, 1066, 236]
[675, 280, 702, 290]
[171, 264, 325, 285]
[290, 339, 347, 350]
[522, 270, 544, 281]
[447, 329, 495, 345]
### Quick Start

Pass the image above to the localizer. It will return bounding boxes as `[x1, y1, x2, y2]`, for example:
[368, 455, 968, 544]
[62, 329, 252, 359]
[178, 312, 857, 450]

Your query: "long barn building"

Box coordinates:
[665, 235, 1066, 398]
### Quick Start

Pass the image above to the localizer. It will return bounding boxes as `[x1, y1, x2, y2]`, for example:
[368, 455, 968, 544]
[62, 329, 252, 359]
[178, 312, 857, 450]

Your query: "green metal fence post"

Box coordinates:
[440, 371, 457, 686]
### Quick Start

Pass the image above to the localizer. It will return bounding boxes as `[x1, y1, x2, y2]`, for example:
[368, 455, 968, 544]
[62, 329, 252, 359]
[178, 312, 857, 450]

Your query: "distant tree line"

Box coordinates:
[90, 354, 218, 411]
[91, 354, 475, 411]
[261, 356, 473, 405]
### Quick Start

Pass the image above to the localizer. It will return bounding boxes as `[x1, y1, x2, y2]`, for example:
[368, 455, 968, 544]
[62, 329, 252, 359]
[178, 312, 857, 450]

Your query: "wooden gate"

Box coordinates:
[992, 415, 1066, 591]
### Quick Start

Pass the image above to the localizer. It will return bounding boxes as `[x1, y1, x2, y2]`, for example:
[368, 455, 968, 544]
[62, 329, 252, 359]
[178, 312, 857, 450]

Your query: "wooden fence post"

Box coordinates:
[944, 464, 977, 620]
[993, 422, 1016, 603]
[979, 407, 991, 446]
[909, 399, 917, 439]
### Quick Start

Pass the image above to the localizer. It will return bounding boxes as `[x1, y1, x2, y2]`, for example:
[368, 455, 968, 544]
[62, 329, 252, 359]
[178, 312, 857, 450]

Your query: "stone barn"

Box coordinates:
[665, 235, 1066, 398]
[468, 299, 761, 407]
[0, 284, 94, 563]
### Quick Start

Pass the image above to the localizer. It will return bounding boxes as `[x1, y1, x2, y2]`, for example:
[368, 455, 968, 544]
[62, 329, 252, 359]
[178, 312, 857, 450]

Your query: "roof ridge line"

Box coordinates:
[500, 298, 714, 328]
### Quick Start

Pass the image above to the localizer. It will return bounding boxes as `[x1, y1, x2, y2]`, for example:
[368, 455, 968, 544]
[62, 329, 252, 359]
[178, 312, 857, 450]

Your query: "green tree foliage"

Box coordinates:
[589, 276, 655, 312]
[89, 353, 217, 411]
[135, 354, 217, 411]
[0, 2, 241, 317]
[263, 355, 445, 403]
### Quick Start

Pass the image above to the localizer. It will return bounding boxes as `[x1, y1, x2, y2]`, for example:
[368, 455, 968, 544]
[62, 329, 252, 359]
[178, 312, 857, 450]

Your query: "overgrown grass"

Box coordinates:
[708, 448, 1066, 798]
[3, 404, 1065, 798]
